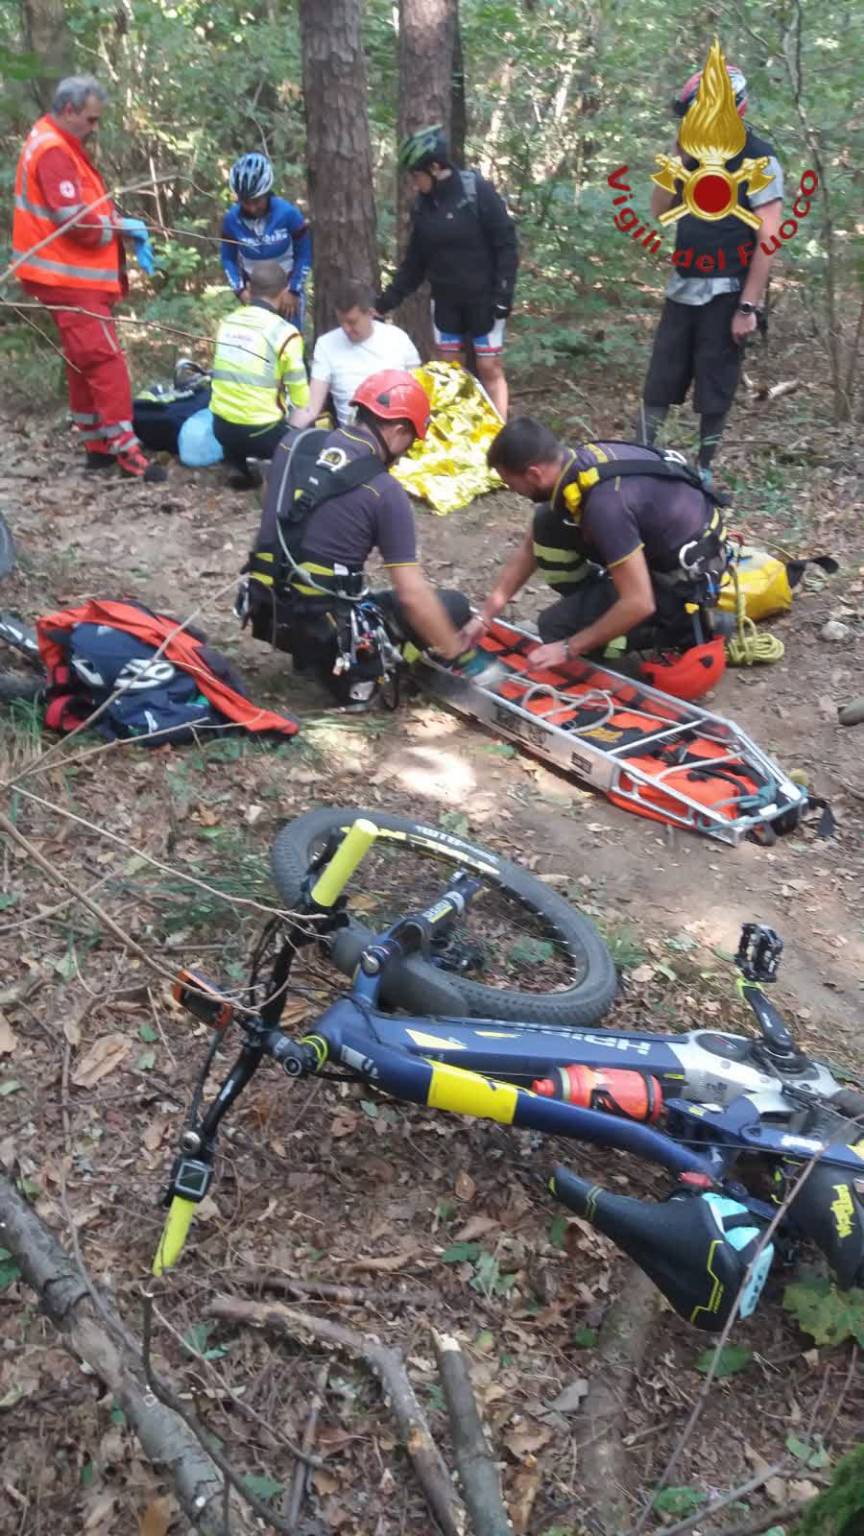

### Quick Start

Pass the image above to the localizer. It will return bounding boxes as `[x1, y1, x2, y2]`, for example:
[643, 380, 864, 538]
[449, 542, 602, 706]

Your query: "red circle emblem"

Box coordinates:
[692, 173, 732, 216]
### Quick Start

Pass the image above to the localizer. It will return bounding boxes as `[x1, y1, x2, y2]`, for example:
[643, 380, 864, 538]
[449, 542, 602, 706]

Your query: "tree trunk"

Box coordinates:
[395, 0, 458, 357]
[298, 0, 379, 340]
[20, 0, 76, 111]
[450, 0, 467, 165]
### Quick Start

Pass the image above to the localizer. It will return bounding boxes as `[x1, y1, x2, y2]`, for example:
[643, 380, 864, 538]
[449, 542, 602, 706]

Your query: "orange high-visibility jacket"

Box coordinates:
[13, 116, 122, 293]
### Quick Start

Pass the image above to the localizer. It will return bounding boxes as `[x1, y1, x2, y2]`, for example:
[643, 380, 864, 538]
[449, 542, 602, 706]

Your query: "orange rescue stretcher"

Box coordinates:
[415, 618, 808, 846]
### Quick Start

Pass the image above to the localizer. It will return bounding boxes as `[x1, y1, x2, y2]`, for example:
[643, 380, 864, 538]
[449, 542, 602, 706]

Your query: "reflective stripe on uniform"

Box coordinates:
[15, 192, 85, 224]
[21, 252, 120, 283]
[210, 304, 305, 425]
[12, 118, 121, 294]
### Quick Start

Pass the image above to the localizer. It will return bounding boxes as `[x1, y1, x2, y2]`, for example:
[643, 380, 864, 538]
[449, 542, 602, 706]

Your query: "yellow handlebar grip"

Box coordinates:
[152, 1196, 197, 1276]
[310, 818, 378, 908]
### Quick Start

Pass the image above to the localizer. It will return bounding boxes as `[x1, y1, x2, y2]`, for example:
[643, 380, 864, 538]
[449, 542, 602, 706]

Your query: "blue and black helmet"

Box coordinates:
[229, 153, 274, 202]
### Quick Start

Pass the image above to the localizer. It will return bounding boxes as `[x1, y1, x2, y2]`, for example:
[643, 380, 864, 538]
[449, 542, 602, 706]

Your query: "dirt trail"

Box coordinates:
[2, 404, 864, 1535]
[2, 413, 862, 1053]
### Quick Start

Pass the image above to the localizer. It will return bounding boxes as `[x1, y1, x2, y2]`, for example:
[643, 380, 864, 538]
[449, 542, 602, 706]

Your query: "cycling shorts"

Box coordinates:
[432, 298, 506, 356]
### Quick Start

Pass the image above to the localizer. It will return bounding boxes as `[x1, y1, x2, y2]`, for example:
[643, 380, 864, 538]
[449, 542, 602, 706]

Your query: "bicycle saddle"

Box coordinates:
[551, 1167, 774, 1332]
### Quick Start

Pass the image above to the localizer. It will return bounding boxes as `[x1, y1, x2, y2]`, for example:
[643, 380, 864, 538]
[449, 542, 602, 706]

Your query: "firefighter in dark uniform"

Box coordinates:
[245, 369, 471, 704]
[636, 60, 784, 491]
[463, 418, 729, 671]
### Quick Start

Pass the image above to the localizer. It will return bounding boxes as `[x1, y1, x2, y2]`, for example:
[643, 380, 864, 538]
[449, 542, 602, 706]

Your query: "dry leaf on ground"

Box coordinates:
[139, 1495, 174, 1536]
[71, 1034, 131, 1088]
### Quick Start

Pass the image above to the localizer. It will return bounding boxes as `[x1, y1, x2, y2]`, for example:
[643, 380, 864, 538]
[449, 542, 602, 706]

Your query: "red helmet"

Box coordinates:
[675, 64, 748, 118]
[351, 370, 430, 440]
[638, 639, 727, 702]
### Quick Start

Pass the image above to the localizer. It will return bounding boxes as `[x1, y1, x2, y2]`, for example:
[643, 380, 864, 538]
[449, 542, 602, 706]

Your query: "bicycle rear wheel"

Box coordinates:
[271, 805, 618, 1027]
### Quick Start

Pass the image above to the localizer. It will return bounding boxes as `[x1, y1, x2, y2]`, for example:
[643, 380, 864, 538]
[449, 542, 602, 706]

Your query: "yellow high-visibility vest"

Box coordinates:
[211, 302, 309, 426]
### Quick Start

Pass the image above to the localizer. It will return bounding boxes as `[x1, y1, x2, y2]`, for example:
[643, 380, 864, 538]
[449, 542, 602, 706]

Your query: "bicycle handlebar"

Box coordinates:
[309, 817, 378, 908]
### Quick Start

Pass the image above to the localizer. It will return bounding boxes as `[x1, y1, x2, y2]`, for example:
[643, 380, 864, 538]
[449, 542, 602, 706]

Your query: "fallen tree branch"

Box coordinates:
[285, 1361, 328, 1531]
[237, 1268, 434, 1308]
[0, 1176, 250, 1534]
[208, 1294, 466, 1536]
[433, 1332, 512, 1536]
[140, 1291, 293, 1533]
[716, 1506, 803, 1536]
[578, 1263, 661, 1534]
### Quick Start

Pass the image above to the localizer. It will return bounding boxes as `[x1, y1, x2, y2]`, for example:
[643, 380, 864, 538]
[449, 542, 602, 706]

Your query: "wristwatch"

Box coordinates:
[737, 301, 762, 315]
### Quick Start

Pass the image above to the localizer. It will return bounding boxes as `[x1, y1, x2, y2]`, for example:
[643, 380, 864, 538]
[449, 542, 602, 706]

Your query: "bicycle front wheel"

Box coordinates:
[271, 806, 617, 1028]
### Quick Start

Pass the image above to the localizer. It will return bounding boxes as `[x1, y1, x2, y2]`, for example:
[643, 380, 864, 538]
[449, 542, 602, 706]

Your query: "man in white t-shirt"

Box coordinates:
[290, 277, 421, 429]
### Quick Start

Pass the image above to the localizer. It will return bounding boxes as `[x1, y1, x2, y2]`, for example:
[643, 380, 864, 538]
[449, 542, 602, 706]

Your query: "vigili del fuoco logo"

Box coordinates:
[606, 39, 818, 271]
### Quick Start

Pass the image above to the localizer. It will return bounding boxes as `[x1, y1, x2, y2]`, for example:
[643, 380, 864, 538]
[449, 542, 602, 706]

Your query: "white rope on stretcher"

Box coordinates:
[514, 682, 617, 733]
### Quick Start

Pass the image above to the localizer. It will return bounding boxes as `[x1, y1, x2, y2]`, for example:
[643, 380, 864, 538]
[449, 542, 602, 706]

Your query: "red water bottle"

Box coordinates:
[531, 1065, 663, 1123]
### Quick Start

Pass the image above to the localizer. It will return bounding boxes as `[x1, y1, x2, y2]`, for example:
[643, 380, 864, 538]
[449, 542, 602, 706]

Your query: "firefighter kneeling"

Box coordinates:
[465, 418, 734, 700]
[240, 370, 472, 706]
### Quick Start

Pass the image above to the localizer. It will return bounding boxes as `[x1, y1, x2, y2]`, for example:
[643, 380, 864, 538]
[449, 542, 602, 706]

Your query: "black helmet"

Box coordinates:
[398, 125, 449, 173]
[229, 153, 274, 202]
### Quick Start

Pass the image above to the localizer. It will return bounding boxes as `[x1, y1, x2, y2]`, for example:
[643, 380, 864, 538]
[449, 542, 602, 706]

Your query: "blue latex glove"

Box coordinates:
[446, 648, 503, 684]
[117, 217, 149, 240]
[132, 235, 156, 275]
[117, 217, 156, 274]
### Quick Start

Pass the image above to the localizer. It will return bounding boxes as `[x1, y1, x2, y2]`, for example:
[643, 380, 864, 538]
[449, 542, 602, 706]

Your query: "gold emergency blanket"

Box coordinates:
[391, 361, 503, 515]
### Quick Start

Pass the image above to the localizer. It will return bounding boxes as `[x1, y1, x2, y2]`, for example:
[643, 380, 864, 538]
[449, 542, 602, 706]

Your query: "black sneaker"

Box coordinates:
[84, 452, 115, 472]
[227, 465, 263, 491]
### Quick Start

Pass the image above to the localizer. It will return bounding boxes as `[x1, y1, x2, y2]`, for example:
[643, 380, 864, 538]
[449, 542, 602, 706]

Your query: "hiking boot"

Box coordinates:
[84, 450, 115, 473]
[117, 444, 168, 483]
[227, 464, 263, 491]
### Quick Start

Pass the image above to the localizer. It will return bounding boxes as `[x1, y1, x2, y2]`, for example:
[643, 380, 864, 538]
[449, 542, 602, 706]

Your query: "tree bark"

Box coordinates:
[298, 0, 379, 339]
[395, 0, 458, 356]
[20, 0, 75, 111]
[450, 1, 467, 165]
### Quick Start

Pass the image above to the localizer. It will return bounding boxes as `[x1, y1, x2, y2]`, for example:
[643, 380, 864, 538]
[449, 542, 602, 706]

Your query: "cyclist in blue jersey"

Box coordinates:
[220, 153, 312, 325]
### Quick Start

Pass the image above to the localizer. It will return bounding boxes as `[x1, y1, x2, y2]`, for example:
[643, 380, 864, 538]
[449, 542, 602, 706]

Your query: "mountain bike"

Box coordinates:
[153, 808, 864, 1331]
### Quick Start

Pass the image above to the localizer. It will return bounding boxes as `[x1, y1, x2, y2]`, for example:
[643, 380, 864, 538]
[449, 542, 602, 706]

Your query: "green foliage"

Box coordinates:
[508, 936, 554, 965]
[181, 1320, 232, 1362]
[790, 1444, 864, 1536]
[0, 1247, 22, 1290]
[783, 1274, 864, 1346]
[786, 1433, 831, 1471]
[695, 1343, 753, 1377]
[241, 1473, 284, 1502]
[652, 1486, 707, 1518]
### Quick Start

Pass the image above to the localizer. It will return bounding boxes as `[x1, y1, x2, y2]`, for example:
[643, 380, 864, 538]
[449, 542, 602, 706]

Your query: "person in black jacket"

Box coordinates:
[636, 61, 783, 493]
[375, 126, 518, 418]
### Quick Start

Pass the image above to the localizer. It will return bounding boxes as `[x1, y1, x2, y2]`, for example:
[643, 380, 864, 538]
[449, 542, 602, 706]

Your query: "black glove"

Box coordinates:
[374, 293, 393, 317]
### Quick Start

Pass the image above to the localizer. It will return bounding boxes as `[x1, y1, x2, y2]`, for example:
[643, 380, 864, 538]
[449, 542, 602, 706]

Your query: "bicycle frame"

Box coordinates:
[154, 819, 864, 1302]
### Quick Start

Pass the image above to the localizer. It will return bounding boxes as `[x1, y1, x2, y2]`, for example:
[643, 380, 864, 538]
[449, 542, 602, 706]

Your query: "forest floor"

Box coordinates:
[0, 318, 862, 1535]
